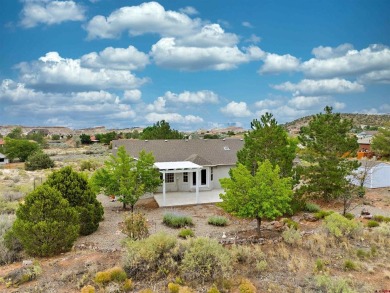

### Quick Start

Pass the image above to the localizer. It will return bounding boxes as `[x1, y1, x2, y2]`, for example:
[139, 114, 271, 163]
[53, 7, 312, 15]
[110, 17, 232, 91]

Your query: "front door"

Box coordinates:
[193, 169, 207, 186]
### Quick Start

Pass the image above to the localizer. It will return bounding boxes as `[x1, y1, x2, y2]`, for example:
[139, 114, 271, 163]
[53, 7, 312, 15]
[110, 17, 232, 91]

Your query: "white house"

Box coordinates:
[111, 139, 244, 205]
[0, 153, 9, 165]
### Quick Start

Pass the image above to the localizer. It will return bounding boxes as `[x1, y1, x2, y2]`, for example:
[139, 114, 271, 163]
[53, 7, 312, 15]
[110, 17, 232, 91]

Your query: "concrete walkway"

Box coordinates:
[154, 189, 224, 207]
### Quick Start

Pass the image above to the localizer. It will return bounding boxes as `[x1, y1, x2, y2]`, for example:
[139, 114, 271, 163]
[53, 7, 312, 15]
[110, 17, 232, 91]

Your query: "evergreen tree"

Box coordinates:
[141, 120, 183, 140]
[371, 124, 390, 158]
[12, 185, 79, 257]
[298, 106, 359, 202]
[219, 160, 293, 236]
[237, 113, 296, 177]
[25, 151, 54, 171]
[91, 147, 161, 211]
[45, 166, 104, 235]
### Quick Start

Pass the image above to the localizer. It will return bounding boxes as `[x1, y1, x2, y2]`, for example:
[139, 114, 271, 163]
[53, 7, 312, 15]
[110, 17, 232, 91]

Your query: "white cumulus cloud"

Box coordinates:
[20, 0, 85, 28]
[17, 52, 147, 91]
[221, 101, 252, 117]
[145, 112, 203, 124]
[80, 46, 149, 71]
[85, 1, 201, 39]
[259, 53, 300, 74]
[123, 89, 142, 103]
[164, 90, 219, 104]
[273, 78, 365, 96]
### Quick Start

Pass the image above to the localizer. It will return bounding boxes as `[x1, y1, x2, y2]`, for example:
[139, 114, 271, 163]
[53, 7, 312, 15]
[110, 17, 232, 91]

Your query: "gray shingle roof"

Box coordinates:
[112, 139, 244, 166]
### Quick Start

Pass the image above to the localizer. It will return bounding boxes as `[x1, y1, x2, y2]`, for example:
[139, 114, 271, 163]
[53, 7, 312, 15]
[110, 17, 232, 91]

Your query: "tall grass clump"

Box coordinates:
[314, 210, 334, 220]
[163, 213, 193, 228]
[208, 216, 228, 226]
[304, 202, 321, 213]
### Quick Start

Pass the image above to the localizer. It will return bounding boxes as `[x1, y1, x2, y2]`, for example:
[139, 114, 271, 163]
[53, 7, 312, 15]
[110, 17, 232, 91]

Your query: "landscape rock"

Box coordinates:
[303, 213, 318, 222]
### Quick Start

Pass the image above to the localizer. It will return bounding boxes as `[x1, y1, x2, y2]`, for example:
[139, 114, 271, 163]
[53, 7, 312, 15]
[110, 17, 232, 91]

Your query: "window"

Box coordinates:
[160, 173, 175, 183]
[193, 170, 207, 185]
[183, 172, 188, 182]
[211, 167, 213, 181]
[166, 173, 174, 183]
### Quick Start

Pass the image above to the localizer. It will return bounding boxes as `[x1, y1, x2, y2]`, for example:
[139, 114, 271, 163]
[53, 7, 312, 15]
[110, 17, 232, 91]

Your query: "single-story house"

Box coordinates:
[350, 161, 390, 188]
[112, 139, 244, 205]
[0, 153, 9, 165]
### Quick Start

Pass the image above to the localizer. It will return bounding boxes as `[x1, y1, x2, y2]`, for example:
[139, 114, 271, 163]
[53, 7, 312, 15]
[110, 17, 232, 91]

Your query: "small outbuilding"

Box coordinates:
[0, 153, 9, 165]
[351, 161, 390, 188]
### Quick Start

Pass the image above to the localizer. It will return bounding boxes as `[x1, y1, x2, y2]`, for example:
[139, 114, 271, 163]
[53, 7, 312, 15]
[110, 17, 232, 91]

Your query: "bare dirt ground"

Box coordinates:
[1, 187, 389, 292]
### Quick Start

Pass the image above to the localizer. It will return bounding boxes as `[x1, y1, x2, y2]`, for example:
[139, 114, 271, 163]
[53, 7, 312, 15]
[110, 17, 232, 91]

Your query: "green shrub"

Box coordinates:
[207, 285, 220, 293]
[45, 166, 104, 235]
[122, 279, 133, 292]
[344, 213, 354, 220]
[315, 258, 325, 272]
[304, 202, 321, 213]
[282, 218, 299, 230]
[344, 259, 358, 271]
[0, 215, 21, 265]
[168, 282, 180, 293]
[367, 220, 379, 228]
[123, 212, 149, 240]
[80, 160, 99, 171]
[123, 232, 177, 280]
[163, 213, 193, 228]
[81, 285, 95, 293]
[208, 216, 228, 226]
[315, 274, 354, 293]
[230, 244, 265, 265]
[94, 267, 128, 284]
[238, 278, 256, 293]
[323, 213, 362, 239]
[11, 185, 79, 257]
[282, 226, 302, 245]
[356, 249, 370, 259]
[372, 215, 390, 223]
[314, 210, 334, 220]
[25, 151, 54, 171]
[256, 260, 268, 272]
[180, 237, 232, 283]
[178, 228, 194, 239]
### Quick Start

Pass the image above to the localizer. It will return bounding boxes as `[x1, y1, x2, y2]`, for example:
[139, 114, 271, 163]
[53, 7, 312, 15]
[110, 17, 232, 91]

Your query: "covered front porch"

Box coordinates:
[154, 189, 224, 207]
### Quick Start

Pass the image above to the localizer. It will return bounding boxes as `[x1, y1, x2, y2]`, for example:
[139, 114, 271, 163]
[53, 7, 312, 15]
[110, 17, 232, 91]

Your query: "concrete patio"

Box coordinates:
[154, 189, 224, 207]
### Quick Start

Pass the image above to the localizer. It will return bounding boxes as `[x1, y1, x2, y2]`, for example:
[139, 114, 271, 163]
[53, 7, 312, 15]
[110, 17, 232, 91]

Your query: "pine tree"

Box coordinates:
[237, 113, 296, 177]
[298, 106, 359, 202]
[45, 166, 104, 235]
[371, 124, 390, 158]
[12, 185, 79, 257]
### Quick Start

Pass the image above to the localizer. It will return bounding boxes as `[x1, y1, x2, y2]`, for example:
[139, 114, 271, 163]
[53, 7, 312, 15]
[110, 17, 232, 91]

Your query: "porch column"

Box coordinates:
[196, 169, 199, 204]
[162, 171, 166, 206]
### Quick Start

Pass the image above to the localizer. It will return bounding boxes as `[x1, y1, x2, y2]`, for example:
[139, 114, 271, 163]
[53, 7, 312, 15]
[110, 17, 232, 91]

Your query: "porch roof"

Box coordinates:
[154, 161, 202, 172]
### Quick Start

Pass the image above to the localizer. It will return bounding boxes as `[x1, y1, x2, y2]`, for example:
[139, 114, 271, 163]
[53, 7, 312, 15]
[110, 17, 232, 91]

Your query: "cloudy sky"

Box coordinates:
[1, 0, 389, 130]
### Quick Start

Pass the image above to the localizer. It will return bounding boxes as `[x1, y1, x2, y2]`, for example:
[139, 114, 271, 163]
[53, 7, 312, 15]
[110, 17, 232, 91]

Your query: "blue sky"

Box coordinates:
[1, 0, 389, 130]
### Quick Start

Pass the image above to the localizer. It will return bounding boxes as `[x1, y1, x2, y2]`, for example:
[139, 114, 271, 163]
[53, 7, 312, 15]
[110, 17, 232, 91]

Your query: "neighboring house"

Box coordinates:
[27, 128, 50, 136]
[0, 153, 9, 165]
[350, 161, 390, 188]
[112, 139, 244, 201]
[0, 139, 5, 149]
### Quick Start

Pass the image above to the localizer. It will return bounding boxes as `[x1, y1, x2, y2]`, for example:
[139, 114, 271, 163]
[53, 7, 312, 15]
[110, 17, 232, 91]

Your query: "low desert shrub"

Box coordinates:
[344, 213, 354, 220]
[80, 285, 95, 293]
[255, 260, 268, 272]
[0, 199, 19, 214]
[0, 215, 21, 265]
[180, 237, 232, 283]
[123, 212, 149, 240]
[356, 248, 370, 259]
[168, 282, 180, 293]
[314, 210, 334, 220]
[367, 220, 379, 228]
[207, 285, 220, 293]
[178, 228, 194, 239]
[372, 215, 390, 223]
[122, 279, 133, 292]
[80, 160, 99, 171]
[282, 226, 302, 246]
[304, 202, 321, 213]
[123, 232, 177, 280]
[230, 244, 265, 265]
[238, 278, 256, 293]
[315, 274, 354, 293]
[323, 213, 362, 239]
[208, 216, 228, 226]
[25, 151, 54, 171]
[163, 213, 193, 228]
[282, 218, 299, 230]
[344, 259, 359, 271]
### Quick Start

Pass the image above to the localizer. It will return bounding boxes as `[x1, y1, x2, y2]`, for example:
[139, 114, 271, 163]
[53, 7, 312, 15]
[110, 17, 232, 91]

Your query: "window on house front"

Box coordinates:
[0, 158, 4, 162]
[160, 173, 175, 183]
[183, 172, 188, 182]
[211, 167, 214, 181]
[166, 173, 174, 183]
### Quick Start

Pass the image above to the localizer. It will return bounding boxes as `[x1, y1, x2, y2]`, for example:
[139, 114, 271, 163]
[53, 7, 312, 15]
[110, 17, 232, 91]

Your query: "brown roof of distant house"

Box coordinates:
[0, 139, 4, 145]
[112, 139, 244, 166]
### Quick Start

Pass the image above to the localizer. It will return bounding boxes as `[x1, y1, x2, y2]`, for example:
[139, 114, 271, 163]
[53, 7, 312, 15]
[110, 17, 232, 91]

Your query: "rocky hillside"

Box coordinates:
[284, 113, 390, 134]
